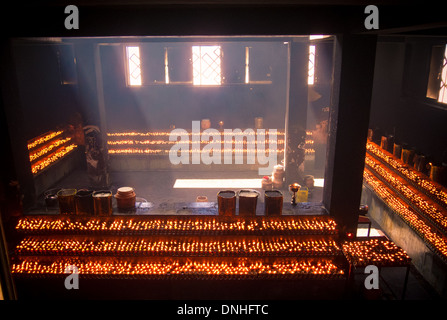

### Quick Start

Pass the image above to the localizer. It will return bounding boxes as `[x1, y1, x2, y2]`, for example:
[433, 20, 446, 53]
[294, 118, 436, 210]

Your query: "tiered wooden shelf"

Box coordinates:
[9, 213, 417, 299]
[27, 130, 78, 176]
[363, 141, 447, 261]
[10, 215, 348, 281]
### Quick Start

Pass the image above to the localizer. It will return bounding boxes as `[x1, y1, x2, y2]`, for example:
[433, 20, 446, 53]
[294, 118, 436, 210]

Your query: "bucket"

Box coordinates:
[75, 189, 94, 215]
[416, 155, 428, 174]
[413, 153, 427, 173]
[387, 136, 394, 153]
[393, 143, 402, 159]
[272, 165, 284, 189]
[381, 135, 394, 153]
[115, 187, 136, 211]
[380, 136, 388, 151]
[93, 190, 113, 216]
[401, 147, 415, 165]
[367, 129, 373, 141]
[296, 188, 308, 203]
[217, 190, 236, 216]
[430, 165, 446, 184]
[44, 188, 60, 208]
[57, 189, 77, 215]
[372, 128, 382, 144]
[238, 189, 260, 216]
[264, 190, 283, 216]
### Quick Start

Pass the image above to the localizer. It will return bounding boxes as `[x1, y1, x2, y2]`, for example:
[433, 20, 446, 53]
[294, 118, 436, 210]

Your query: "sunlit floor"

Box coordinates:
[356, 227, 383, 238]
[173, 178, 263, 189]
[173, 178, 325, 189]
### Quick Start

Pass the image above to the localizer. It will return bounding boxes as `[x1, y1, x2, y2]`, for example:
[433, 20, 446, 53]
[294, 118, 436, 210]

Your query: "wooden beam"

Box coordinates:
[323, 34, 377, 239]
[285, 41, 308, 185]
[91, 43, 110, 187]
[0, 40, 36, 210]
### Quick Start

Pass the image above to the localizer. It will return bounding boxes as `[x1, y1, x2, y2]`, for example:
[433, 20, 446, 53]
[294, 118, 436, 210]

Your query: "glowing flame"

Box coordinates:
[27, 131, 63, 150]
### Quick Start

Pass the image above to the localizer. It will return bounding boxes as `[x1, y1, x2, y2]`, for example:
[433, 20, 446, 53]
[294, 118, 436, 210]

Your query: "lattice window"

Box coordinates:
[438, 45, 447, 104]
[192, 46, 222, 86]
[126, 46, 142, 86]
[308, 45, 316, 85]
[164, 47, 170, 84]
[245, 46, 250, 84]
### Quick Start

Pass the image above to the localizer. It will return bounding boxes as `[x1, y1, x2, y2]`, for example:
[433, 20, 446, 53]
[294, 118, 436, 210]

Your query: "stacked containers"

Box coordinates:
[217, 189, 285, 216]
[272, 165, 284, 189]
[57, 189, 76, 215]
[217, 190, 236, 216]
[264, 190, 283, 216]
[238, 190, 260, 216]
[93, 190, 113, 216]
[115, 187, 136, 211]
[75, 189, 94, 215]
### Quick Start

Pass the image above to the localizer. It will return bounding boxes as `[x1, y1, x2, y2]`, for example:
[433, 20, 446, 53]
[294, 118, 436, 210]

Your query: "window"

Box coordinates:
[308, 45, 316, 85]
[192, 45, 222, 86]
[126, 46, 142, 86]
[439, 45, 447, 104]
[164, 47, 170, 84]
[243, 44, 274, 85]
[427, 44, 447, 104]
[245, 46, 250, 84]
[56, 44, 77, 85]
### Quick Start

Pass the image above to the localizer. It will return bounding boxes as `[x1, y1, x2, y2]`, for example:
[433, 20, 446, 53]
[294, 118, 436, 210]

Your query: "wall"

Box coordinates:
[365, 35, 447, 297]
[98, 40, 289, 132]
[369, 37, 447, 164]
[5, 41, 82, 206]
[361, 186, 447, 297]
[5, 37, 327, 200]
[12, 42, 79, 141]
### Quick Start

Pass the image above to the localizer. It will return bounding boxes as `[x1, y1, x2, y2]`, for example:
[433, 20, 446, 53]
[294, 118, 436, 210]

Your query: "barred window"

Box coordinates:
[438, 45, 447, 104]
[126, 46, 142, 86]
[308, 45, 316, 86]
[192, 45, 222, 86]
[427, 44, 447, 105]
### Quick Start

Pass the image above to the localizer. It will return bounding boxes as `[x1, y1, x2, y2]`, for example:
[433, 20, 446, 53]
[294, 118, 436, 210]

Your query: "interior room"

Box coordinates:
[9, 36, 331, 215]
[0, 2, 446, 301]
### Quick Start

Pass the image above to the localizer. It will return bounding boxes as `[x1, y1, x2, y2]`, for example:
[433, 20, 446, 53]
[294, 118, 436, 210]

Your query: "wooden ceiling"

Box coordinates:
[1, 1, 445, 38]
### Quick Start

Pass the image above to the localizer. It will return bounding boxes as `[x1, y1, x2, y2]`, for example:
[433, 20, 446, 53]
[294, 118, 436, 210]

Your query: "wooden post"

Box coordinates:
[323, 34, 377, 239]
[285, 40, 308, 186]
[0, 39, 36, 211]
[89, 43, 109, 187]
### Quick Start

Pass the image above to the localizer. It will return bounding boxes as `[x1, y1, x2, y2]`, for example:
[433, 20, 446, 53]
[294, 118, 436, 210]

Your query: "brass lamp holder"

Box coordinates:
[289, 183, 301, 205]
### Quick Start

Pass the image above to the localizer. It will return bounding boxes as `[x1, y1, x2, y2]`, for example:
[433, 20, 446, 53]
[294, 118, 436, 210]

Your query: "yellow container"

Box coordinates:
[296, 188, 308, 203]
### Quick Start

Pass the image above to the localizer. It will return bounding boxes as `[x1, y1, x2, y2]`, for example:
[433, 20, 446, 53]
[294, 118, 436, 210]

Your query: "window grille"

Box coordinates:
[438, 45, 447, 104]
[192, 46, 222, 86]
[126, 46, 142, 86]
